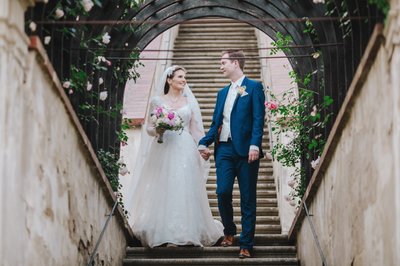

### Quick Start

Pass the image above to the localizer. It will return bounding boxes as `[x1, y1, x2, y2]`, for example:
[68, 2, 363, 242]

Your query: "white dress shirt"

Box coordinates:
[198, 75, 259, 153]
[219, 76, 244, 142]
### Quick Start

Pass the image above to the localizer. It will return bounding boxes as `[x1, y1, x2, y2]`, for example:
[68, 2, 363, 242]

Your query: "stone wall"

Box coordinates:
[255, 29, 298, 234]
[290, 2, 400, 265]
[0, 1, 132, 265]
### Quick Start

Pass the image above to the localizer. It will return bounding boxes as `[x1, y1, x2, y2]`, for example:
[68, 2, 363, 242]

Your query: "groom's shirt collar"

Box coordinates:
[230, 75, 246, 90]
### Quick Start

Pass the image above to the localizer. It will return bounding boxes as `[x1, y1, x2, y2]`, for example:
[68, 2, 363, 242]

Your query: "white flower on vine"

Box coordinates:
[313, 0, 325, 3]
[311, 156, 321, 169]
[311, 105, 318, 116]
[82, 0, 94, 12]
[55, 8, 65, 19]
[29, 21, 37, 32]
[86, 82, 92, 91]
[63, 81, 71, 89]
[97, 56, 106, 62]
[288, 179, 296, 188]
[117, 157, 124, 164]
[44, 36, 51, 45]
[68, 89, 74, 95]
[312, 51, 321, 59]
[99, 91, 108, 101]
[119, 166, 129, 176]
[120, 108, 127, 115]
[98, 77, 104, 85]
[102, 32, 111, 44]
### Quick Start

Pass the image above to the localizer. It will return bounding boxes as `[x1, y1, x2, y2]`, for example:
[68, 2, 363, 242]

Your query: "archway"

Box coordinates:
[26, 0, 384, 180]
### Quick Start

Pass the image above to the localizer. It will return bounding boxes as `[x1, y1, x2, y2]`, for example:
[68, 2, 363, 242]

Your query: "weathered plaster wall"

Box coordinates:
[293, 4, 400, 265]
[0, 1, 132, 265]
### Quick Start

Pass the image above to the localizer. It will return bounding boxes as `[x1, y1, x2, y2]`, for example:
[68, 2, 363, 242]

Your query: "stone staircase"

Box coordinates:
[123, 18, 299, 266]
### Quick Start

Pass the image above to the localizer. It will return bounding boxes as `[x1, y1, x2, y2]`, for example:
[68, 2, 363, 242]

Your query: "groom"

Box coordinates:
[198, 50, 265, 258]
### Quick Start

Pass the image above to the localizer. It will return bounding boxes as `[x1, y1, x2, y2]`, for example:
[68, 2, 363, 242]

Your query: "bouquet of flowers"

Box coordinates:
[150, 106, 184, 143]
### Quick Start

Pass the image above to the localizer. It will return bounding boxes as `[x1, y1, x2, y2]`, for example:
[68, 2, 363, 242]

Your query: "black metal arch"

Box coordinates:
[26, 0, 384, 181]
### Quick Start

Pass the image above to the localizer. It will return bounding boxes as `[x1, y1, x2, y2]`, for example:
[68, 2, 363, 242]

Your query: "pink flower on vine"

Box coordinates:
[265, 101, 279, 110]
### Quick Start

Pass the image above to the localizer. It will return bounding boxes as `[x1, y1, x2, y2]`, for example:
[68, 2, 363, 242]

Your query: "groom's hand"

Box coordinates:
[199, 148, 211, 160]
[248, 150, 259, 163]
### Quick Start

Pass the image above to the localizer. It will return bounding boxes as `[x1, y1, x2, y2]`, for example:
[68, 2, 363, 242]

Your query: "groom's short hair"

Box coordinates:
[221, 49, 245, 70]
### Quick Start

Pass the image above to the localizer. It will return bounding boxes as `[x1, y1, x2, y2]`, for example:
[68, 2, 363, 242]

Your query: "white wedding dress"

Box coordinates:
[126, 96, 223, 248]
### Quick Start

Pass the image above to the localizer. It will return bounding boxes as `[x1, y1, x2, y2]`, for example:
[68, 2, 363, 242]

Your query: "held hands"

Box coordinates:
[199, 148, 211, 161]
[248, 150, 259, 163]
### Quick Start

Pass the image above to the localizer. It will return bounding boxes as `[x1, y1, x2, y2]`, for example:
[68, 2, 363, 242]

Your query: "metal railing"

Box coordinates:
[87, 200, 119, 266]
[303, 201, 328, 266]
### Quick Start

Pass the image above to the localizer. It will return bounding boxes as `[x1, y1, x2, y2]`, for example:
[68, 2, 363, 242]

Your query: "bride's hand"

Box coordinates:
[156, 127, 166, 135]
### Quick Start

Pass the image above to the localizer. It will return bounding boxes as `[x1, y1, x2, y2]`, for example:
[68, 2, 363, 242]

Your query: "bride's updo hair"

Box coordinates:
[164, 66, 187, 94]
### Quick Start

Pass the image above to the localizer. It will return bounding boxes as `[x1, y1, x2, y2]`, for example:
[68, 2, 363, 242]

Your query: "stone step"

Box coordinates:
[211, 206, 279, 216]
[208, 198, 278, 208]
[187, 70, 261, 76]
[207, 190, 277, 199]
[206, 176, 275, 184]
[174, 50, 259, 56]
[206, 183, 276, 191]
[123, 257, 299, 265]
[179, 27, 256, 33]
[207, 170, 273, 177]
[126, 246, 296, 259]
[181, 62, 262, 68]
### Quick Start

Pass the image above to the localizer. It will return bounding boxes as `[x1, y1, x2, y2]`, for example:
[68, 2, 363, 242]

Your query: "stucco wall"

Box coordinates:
[0, 1, 131, 265]
[293, 5, 400, 265]
[255, 29, 298, 234]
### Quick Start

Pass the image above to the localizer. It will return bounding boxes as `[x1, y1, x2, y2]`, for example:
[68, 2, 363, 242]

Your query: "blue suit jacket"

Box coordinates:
[199, 77, 266, 158]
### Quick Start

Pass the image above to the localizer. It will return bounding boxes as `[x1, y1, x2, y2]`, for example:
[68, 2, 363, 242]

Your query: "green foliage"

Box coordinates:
[268, 33, 333, 205]
[41, 0, 145, 216]
[97, 149, 130, 217]
[368, 0, 390, 17]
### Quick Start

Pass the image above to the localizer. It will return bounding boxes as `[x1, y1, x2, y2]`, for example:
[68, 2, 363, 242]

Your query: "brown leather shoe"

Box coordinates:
[220, 235, 234, 247]
[239, 249, 251, 259]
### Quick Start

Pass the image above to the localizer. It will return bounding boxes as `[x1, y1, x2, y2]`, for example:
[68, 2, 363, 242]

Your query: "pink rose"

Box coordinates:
[265, 101, 279, 110]
[167, 112, 175, 120]
[156, 107, 163, 118]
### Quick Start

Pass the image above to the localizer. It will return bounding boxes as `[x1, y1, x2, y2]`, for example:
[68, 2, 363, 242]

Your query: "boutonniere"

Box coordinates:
[237, 86, 248, 97]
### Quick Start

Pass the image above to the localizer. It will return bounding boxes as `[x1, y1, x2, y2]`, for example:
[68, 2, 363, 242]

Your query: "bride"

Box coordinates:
[124, 65, 223, 248]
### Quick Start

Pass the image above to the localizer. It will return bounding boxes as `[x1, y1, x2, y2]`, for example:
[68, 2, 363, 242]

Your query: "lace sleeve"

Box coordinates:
[189, 109, 205, 144]
[146, 97, 159, 137]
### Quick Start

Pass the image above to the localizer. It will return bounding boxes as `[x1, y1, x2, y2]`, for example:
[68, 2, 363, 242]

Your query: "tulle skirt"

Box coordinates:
[128, 130, 223, 247]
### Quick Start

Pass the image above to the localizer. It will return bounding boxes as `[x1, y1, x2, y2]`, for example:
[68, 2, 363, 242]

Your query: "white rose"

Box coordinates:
[99, 91, 108, 101]
[29, 22, 37, 32]
[86, 82, 92, 91]
[55, 8, 64, 19]
[287, 179, 296, 188]
[98, 77, 104, 85]
[44, 36, 51, 45]
[82, 0, 94, 12]
[102, 32, 111, 44]
[63, 81, 71, 88]
[119, 166, 129, 176]
[311, 156, 321, 169]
